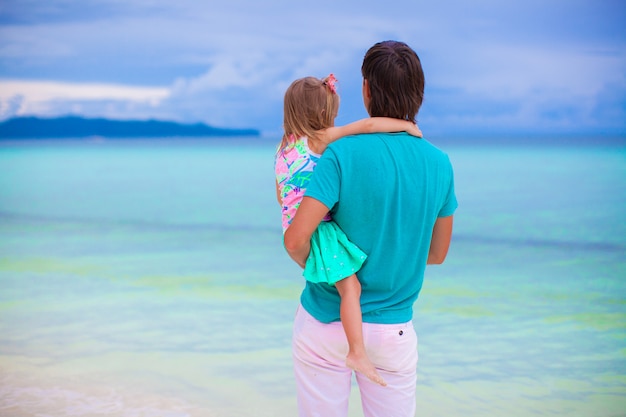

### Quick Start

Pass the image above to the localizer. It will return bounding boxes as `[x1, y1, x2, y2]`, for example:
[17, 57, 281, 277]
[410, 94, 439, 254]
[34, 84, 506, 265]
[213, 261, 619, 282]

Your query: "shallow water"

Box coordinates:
[1, 138, 625, 416]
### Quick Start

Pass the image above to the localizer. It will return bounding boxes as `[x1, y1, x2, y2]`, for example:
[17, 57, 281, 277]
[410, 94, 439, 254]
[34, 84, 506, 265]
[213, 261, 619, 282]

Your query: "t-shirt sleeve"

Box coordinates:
[304, 148, 340, 210]
[438, 157, 458, 217]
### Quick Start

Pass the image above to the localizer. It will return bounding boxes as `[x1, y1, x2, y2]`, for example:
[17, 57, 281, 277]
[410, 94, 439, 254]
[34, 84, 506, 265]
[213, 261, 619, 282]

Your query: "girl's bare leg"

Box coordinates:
[335, 275, 386, 386]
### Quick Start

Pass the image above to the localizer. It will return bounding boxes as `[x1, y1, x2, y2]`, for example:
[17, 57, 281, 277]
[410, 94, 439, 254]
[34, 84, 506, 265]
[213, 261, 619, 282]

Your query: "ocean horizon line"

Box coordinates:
[1, 134, 625, 148]
[0, 115, 624, 146]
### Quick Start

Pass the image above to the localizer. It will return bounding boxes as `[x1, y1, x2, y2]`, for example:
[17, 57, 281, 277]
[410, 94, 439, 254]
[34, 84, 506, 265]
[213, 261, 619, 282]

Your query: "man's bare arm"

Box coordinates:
[283, 197, 330, 268]
[427, 215, 454, 265]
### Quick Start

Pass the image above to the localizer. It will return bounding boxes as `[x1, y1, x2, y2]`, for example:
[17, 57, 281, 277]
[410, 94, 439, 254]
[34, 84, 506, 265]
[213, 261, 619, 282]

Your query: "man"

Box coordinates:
[284, 40, 457, 417]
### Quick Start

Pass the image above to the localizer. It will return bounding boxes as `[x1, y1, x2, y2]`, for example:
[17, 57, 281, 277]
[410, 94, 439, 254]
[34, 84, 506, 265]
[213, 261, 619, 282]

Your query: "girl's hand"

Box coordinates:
[407, 122, 422, 138]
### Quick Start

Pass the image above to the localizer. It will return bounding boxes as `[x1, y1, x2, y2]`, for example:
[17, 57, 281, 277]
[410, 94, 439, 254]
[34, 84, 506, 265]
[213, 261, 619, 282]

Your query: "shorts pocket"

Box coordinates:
[365, 323, 418, 373]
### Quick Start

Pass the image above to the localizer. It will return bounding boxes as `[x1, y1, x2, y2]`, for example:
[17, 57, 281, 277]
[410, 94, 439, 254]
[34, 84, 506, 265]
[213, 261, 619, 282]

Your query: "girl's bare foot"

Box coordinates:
[346, 352, 387, 386]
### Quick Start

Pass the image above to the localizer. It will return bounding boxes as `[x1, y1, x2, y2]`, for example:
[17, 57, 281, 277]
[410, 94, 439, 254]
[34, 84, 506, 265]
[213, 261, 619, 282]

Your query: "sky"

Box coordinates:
[0, 0, 624, 138]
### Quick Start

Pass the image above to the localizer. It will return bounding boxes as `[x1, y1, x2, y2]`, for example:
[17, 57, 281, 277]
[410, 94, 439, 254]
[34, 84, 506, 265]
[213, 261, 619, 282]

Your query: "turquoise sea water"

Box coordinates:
[0, 137, 625, 416]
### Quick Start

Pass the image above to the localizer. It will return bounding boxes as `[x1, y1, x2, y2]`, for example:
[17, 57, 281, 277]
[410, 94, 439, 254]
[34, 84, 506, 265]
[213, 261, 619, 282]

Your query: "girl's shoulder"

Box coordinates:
[279, 136, 311, 158]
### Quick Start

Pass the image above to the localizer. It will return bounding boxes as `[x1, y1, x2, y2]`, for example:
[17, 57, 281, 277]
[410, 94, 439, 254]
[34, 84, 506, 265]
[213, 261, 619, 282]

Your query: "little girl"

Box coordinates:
[275, 74, 421, 387]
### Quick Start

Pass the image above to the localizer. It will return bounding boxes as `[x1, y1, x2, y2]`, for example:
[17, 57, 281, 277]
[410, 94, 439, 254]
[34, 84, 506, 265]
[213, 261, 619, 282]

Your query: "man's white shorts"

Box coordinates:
[292, 304, 418, 417]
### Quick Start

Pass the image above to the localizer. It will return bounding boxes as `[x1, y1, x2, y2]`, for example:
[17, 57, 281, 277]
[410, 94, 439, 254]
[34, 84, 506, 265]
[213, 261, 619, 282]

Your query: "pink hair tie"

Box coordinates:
[325, 74, 338, 94]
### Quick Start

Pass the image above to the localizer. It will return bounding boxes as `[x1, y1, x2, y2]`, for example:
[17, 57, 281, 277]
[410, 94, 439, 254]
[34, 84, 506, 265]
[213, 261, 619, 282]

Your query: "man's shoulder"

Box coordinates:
[419, 137, 451, 156]
[326, 132, 388, 152]
[330, 132, 443, 150]
[328, 133, 366, 146]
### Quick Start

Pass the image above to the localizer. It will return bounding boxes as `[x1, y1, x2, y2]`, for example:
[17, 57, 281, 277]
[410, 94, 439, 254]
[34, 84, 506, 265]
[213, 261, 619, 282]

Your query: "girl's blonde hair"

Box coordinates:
[279, 75, 340, 153]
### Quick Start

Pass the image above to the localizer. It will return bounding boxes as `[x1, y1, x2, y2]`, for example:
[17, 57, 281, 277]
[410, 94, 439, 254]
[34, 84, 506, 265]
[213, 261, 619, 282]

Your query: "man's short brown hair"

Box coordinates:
[361, 40, 425, 123]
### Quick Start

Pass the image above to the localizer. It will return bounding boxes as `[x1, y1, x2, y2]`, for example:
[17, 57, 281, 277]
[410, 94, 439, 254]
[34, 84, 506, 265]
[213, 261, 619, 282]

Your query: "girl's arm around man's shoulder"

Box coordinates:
[318, 118, 422, 145]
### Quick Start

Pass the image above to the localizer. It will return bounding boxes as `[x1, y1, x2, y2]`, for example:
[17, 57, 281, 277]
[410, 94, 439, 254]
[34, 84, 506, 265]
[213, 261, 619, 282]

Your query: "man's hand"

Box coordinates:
[284, 197, 330, 268]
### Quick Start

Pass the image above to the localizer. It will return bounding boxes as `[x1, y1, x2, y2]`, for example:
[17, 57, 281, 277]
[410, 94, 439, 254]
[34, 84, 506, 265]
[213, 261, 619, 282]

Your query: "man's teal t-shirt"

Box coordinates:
[302, 132, 457, 324]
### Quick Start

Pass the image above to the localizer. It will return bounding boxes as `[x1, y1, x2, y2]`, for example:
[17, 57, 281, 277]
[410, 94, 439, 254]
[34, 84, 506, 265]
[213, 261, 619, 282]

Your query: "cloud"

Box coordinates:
[0, 0, 623, 135]
[172, 55, 277, 93]
[0, 80, 170, 119]
[449, 44, 625, 99]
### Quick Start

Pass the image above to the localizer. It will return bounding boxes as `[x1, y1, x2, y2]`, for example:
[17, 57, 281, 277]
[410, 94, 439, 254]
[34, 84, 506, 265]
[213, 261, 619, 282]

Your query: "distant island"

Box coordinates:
[0, 116, 260, 139]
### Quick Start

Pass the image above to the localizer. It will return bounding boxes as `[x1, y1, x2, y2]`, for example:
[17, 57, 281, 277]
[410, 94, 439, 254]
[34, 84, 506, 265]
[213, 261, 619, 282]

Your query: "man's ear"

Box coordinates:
[362, 79, 372, 114]
[363, 79, 371, 99]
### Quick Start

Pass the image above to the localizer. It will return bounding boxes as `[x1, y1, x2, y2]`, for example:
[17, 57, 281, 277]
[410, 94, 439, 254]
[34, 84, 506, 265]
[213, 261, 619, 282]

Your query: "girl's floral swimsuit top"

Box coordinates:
[275, 136, 331, 232]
